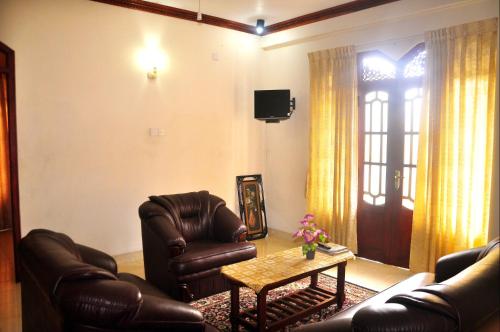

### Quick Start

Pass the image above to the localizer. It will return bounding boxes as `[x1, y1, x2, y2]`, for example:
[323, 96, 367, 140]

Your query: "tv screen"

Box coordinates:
[254, 90, 291, 120]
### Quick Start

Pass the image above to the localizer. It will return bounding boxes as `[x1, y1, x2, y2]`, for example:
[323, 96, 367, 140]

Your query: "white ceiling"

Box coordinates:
[150, 0, 350, 25]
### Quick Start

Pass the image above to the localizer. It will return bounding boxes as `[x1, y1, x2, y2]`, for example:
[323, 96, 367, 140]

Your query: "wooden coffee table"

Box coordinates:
[221, 247, 355, 331]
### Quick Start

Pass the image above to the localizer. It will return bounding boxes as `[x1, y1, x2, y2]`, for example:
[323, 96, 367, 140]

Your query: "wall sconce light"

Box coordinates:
[147, 66, 158, 79]
[256, 19, 265, 35]
[137, 43, 166, 80]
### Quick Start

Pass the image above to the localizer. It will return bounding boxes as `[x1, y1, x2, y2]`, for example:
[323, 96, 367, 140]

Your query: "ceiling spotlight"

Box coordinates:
[256, 19, 265, 35]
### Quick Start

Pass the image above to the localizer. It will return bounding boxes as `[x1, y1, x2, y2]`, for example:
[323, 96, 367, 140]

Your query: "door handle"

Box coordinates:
[394, 170, 403, 191]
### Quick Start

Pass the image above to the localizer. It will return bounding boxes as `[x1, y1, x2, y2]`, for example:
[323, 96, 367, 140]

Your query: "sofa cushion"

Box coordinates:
[169, 240, 257, 275]
[118, 272, 170, 299]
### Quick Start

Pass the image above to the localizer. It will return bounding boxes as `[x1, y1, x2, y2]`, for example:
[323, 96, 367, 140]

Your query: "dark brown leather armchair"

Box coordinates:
[295, 238, 499, 332]
[20, 229, 218, 332]
[139, 190, 257, 302]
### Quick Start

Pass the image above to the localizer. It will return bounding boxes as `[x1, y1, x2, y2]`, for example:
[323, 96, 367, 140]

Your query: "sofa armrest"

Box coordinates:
[142, 216, 186, 256]
[130, 294, 205, 331]
[76, 244, 118, 275]
[56, 278, 206, 331]
[352, 303, 456, 332]
[435, 246, 483, 282]
[213, 206, 247, 243]
[55, 279, 142, 328]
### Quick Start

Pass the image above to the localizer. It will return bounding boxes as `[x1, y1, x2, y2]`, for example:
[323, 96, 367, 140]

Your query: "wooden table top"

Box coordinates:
[222, 246, 355, 294]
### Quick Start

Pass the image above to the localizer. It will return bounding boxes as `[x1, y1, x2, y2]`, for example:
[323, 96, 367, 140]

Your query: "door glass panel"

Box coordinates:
[365, 104, 371, 131]
[370, 165, 380, 196]
[382, 134, 387, 163]
[402, 87, 423, 210]
[363, 193, 374, 205]
[403, 167, 410, 197]
[412, 134, 419, 164]
[382, 103, 388, 132]
[404, 135, 411, 164]
[363, 165, 369, 191]
[364, 135, 370, 162]
[362, 90, 388, 206]
[405, 102, 411, 132]
[381, 165, 386, 194]
[404, 50, 426, 78]
[372, 101, 381, 132]
[362, 57, 396, 81]
[413, 99, 421, 131]
[371, 134, 380, 163]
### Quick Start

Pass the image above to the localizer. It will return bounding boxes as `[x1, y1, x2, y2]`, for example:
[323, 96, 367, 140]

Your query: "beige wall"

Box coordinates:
[258, 0, 500, 234]
[0, 0, 265, 255]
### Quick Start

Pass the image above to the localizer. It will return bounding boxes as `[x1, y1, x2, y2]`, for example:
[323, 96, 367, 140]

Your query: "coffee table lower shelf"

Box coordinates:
[232, 284, 340, 331]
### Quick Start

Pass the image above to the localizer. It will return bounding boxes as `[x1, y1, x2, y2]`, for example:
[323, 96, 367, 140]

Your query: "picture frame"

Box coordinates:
[236, 174, 268, 240]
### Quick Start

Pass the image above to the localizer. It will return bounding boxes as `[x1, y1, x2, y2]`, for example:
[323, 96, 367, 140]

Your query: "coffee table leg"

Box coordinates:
[230, 284, 240, 332]
[336, 262, 346, 310]
[257, 290, 268, 332]
[310, 272, 318, 288]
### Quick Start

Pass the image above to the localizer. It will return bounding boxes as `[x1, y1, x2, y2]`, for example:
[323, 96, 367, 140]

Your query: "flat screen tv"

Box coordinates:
[254, 90, 292, 122]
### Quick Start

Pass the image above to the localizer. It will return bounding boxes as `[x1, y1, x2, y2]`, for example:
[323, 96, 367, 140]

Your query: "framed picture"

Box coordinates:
[236, 174, 268, 240]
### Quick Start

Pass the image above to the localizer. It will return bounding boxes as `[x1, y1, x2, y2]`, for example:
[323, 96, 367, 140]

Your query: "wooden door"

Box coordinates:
[356, 44, 425, 268]
[0, 41, 21, 280]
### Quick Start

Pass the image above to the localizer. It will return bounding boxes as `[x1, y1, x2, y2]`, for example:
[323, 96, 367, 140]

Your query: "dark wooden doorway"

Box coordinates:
[356, 44, 425, 268]
[0, 41, 21, 281]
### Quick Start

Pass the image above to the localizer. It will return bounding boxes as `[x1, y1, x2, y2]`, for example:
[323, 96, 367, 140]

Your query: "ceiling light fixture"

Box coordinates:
[256, 19, 265, 35]
[197, 0, 202, 21]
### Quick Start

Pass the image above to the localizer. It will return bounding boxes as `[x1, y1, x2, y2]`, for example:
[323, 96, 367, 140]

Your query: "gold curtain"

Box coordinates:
[410, 18, 498, 272]
[307, 46, 358, 252]
[0, 72, 12, 230]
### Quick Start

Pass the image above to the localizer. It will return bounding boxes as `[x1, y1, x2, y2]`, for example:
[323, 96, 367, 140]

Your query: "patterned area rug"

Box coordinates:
[192, 273, 376, 331]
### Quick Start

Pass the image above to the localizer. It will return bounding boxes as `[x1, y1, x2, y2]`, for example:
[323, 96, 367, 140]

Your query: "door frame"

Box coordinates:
[0, 41, 21, 281]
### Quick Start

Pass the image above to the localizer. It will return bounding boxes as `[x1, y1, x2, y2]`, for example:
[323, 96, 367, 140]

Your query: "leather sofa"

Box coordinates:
[19, 229, 218, 332]
[295, 238, 499, 332]
[139, 191, 257, 302]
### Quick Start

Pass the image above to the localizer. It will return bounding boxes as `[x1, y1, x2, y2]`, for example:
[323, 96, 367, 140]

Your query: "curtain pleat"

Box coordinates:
[307, 46, 358, 252]
[410, 18, 498, 272]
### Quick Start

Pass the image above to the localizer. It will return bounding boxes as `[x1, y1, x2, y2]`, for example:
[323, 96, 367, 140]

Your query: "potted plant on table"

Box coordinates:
[293, 214, 329, 260]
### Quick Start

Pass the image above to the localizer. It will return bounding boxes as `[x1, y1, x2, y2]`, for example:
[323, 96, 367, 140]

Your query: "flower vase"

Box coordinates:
[306, 250, 315, 260]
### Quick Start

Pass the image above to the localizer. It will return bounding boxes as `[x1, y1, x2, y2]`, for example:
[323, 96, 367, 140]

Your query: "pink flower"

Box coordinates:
[303, 231, 315, 243]
[293, 213, 331, 251]
[304, 214, 314, 221]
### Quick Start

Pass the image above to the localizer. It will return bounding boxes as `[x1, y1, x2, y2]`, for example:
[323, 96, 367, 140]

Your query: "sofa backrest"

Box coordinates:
[20, 229, 117, 298]
[143, 190, 225, 242]
[389, 244, 499, 332]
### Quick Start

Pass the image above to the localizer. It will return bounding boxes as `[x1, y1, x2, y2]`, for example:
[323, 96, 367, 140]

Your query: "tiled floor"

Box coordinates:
[1, 229, 413, 332]
[115, 228, 413, 292]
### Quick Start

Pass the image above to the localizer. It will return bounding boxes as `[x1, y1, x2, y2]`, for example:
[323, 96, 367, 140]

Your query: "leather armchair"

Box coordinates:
[139, 190, 257, 302]
[20, 229, 218, 332]
[295, 238, 499, 332]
